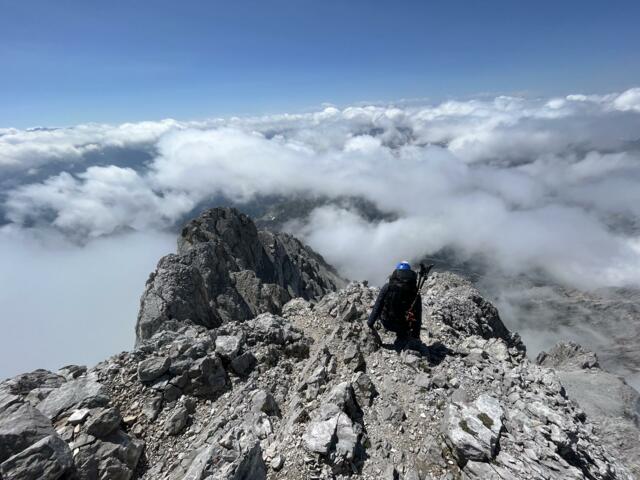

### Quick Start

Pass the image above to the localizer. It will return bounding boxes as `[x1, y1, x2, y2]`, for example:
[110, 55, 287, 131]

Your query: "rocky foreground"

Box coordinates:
[1, 208, 639, 480]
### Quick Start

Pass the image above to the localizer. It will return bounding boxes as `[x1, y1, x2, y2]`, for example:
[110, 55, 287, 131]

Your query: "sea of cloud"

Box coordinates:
[1, 88, 640, 378]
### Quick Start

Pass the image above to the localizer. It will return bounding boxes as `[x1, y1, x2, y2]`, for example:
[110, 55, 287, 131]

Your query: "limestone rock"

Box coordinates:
[303, 383, 362, 470]
[57, 365, 87, 381]
[270, 454, 284, 471]
[442, 394, 504, 464]
[84, 407, 121, 438]
[230, 352, 257, 376]
[72, 430, 143, 480]
[351, 372, 377, 407]
[215, 335, 242, 360]
[537, 342, 600, 370]
[251, 390, 280, 417]
[0, 402, 55, 463]
[423, 272, 525, 352]
[539, 342, 640, 476]
[0, 434, 72, 480]
[137, 356, 171, 382]
[165, 405, 189, 436]
[36, 374, 108, 420]
[1, 370, 65, 407]
[135, 207, 344, 343]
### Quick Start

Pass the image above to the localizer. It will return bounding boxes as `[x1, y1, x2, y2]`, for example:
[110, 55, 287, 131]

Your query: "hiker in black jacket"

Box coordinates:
[367, 261, 423, 349]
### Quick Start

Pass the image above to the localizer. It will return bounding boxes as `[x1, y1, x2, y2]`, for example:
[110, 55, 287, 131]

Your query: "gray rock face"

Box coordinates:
[136, 207, 345, 343]
[0, 370, 65, 408]
[72, 430, 143, 480]
[36, 374, 109, 420]
[0, 368, 143, 480]
[0, 434, 73, 480]
[423, 272, 525, 351]
[442, 394, 504, 464]
[538, 342, 640, 477]
[251, 390, 280, 417]
[0, 401, 55, 463]
[137, 356, 171, 382]
[302, 383, 363, 471]
[3, 276, 634, 480]
[277, 279, 635, 479]
[84, 407, 122, 438]
[537, 341, 600, 370]
[215, 335, 242, 359]
[165, 405, 189, 436]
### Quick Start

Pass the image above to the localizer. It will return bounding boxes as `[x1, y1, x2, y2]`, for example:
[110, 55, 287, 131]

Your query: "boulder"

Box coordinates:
[142, 395, 163, 422]
[165, 405, 189, 436]
[230, 352, 258, 376]
[0, 434, 72, 480]
[137, 356, 171, 382]
[351, 372, 377, 407]
[67, 408, 90, 425]
[303, 406, 342, 455]
[0, 402, 55, 463]
[215, 335, 242, 360]
[442, 394, 504, 464]
[72, 430, 143, 480]
[36, 375, 109, 420]
[302, 383, 363, 469]
[185, 355, 228, 398]
[84, 407, 122, 438]
[251, 390, 280, 417]
[303, 405, 358, 467]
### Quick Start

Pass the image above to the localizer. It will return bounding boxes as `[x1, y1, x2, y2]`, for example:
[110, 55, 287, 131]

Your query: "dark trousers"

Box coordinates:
[381, 315, 419, 338]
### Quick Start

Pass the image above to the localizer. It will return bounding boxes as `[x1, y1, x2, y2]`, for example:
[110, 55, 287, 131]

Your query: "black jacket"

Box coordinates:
[367, 283, 422, 338]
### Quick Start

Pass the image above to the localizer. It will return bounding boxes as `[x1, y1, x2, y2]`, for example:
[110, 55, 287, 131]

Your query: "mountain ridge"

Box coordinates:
[0, 208, 638, 480]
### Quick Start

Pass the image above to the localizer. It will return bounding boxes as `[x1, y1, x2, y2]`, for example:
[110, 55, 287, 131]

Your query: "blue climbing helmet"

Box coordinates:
[396, 261, 411, 270]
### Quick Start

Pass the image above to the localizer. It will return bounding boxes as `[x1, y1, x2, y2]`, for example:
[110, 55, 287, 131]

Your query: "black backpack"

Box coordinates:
[383, 269, 418, 320]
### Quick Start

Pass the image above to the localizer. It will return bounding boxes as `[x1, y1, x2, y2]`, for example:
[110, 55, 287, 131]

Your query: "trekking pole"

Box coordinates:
[405, 263, 434, 328]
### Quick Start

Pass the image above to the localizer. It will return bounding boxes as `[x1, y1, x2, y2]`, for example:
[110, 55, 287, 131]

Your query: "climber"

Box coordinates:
[367, 261, 431, 351]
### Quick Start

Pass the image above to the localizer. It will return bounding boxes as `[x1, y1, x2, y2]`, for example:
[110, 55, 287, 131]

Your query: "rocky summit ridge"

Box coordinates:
[1, 208, 639, 480]
[136, 208, 345, 344]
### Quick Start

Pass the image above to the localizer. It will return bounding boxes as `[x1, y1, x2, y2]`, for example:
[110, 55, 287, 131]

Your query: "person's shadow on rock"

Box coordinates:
[382, 337, 453, 366]
[424, 341, 454, 366]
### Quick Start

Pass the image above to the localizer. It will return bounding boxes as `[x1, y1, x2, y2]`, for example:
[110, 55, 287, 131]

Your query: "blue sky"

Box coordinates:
[1, 0, 639, 128]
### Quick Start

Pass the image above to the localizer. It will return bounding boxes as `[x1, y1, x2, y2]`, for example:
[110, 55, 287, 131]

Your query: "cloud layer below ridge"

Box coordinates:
[3, 88, 640, 287]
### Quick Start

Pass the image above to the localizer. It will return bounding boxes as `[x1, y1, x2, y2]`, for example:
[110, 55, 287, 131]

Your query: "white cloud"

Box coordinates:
[6, 166, 181, 237]
[0, 226, 174, 380]
[613, 87, 640, 112]
[0, 119, 193, 172]
[3, 88, 640, 290]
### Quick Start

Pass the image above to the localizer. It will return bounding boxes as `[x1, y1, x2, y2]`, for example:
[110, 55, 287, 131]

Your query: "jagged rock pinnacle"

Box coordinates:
[135, 207, 345, 344]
